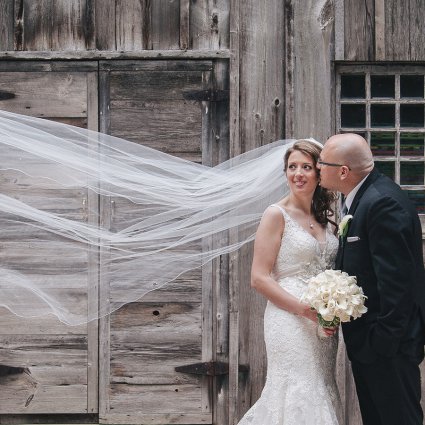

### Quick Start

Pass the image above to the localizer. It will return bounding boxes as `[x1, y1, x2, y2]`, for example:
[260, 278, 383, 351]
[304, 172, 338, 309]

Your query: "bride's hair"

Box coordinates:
[284, 140, 337, 227]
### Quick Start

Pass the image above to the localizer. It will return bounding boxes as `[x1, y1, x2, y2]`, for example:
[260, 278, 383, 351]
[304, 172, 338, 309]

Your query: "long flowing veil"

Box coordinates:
[0, 110, 303, 325]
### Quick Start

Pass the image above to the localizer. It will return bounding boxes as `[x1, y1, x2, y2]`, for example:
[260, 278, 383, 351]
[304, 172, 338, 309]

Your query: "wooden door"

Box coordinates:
[98, 60, 229, 424]
[0, 61, 99, 414]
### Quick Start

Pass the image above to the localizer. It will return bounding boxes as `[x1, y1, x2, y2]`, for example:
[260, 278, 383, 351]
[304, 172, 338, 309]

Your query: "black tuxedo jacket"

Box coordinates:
[337, 168, 425, 364]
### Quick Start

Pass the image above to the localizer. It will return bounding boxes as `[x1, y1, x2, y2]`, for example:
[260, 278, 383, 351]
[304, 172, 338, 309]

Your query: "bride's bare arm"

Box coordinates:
[251, 207, 317, 323]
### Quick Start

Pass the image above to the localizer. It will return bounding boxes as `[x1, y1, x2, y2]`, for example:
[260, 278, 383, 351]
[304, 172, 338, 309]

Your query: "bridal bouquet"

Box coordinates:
[301, 269, 367, 329]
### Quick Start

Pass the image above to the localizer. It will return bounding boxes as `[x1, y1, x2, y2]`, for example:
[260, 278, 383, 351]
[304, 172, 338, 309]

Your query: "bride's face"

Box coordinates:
[286, 150, 319, 196]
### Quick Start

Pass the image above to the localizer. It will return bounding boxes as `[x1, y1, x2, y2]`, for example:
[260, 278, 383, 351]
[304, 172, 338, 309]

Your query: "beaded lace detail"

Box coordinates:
[237, 205, 342, 425]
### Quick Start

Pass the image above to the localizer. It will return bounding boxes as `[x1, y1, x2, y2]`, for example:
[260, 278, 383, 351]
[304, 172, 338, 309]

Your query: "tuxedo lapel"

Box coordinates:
[336, 168, 380, 270]
[347, 168, 380, 216]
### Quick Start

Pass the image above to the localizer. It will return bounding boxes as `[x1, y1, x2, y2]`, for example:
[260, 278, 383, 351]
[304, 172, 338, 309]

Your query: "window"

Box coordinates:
[337, 65, 425, 214]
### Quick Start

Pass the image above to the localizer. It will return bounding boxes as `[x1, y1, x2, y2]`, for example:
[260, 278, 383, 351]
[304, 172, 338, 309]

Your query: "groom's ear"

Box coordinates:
[340, 165, 350, 180]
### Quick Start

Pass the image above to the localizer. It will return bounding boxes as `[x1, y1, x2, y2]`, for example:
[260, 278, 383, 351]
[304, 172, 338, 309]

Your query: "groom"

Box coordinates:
[319, 133, 425, 425]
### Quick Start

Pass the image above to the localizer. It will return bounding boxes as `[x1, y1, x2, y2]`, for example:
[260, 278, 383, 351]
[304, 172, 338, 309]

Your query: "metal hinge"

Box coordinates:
[175, 361, 249, 376]
[182, 89, 229, 102]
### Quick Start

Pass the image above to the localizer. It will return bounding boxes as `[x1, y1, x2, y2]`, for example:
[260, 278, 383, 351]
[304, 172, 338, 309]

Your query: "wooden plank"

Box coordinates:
[0, 72, 88, 117]
[0, 60, 97, 72]
[101, 59, 213, 72]
[0, 335, 88, 413]
[0, 50, 230, 60]
[384, 0, 410, 60]
[375, 0, 385, 60]
[180, 0, 190, 50]
[0, 307, 87, 334]
[334, 0, 344, 60]
[409, 0, 425, 60]
[344, 0, 374, 60]
[116, 0, 151, 50]
[86, 71, 99, 414]
[229, 0, 240, 157]
[98, 68, 112, 419]
[239, 0, 285, 152]
[284, 0, 295, 138]
[94, 0, 115, 50]
[0, 0, 14, 50]
[100, 412, 212, 424]
[20, 0, 52, 50]
[50, 0, 87, 50]
[151, 0, 180, 50]
[109, 71, 204, 100]
[190, 0, 229, 50]
[292, 0, 334, 144]
[109, 383, 203, 414]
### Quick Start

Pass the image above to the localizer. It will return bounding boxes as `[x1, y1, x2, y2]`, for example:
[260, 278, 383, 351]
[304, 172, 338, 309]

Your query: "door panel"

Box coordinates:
[98, 60, 222, 424]
[0, 61, 98, 414]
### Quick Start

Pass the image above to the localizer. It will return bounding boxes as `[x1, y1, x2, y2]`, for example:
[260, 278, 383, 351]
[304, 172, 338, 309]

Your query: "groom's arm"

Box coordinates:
[367, 195, 417, 357]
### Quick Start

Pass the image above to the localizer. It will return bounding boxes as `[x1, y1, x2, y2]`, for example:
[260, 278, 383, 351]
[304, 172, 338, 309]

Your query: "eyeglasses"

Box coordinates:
[317, 159, 351, 170]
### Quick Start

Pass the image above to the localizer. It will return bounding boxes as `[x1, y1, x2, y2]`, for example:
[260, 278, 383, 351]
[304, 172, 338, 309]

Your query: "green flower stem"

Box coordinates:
[317, 313, 340, 328]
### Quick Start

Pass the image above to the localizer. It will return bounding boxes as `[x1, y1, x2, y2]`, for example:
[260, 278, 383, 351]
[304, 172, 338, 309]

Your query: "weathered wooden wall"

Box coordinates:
[336, 0, 425, 61]
[0, 0, 424, 424]
[0, 0, 229, 52]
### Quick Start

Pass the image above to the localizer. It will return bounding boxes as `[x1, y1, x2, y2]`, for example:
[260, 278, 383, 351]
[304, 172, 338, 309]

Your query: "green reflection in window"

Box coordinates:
[400, 162, 424, 185]
[376, 161, 395, 180]
[341, 75, 365, 99]
[371, 75, 395, 98]
[400, 133, 425, 156]
[400, 104, 425, 127]
[341, 104, 366, 128]
[400, 75, 424, 98]
[406, 190, 425, 214]
[371, 104, 395, 127]
[371, 133, 395, 156]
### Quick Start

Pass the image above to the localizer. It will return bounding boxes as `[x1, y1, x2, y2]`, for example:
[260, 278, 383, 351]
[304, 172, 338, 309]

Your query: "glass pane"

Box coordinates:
[400, 162, 424, 185]
[341, 104, 366, 128]
[400, 75, 424, 98]
[400, 104, 424, 127]
[371, 132, 395, 156]
[400, 133, 425, 156]
[341, 75, 365, 98]
[406, 190, 425, 214]
[371, 104, 395, 127]
[376, 161, 395, 180]
[371, 75, 395, 98]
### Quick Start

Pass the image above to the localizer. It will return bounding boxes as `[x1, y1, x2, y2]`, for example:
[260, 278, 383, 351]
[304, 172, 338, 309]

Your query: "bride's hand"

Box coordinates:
[298, 304, 318, 323]
[322, 326, 338, 336]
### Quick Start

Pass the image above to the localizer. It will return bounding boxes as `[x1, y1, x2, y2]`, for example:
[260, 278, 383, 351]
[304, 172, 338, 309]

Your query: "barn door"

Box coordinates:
[98, 60, 229, 424]
[0, 61, 99, 414]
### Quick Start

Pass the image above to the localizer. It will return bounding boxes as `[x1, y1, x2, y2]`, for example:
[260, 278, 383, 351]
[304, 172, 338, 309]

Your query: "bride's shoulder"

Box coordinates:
[260, 204, 286, 228]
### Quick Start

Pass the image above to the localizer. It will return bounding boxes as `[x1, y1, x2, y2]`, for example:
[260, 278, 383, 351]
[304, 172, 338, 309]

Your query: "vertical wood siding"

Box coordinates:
[1, 0, 229, 52]
[343, 0, 425, 61]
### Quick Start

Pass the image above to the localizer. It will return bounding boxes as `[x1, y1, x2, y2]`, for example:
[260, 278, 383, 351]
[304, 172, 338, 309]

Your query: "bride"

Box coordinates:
[239, 140, 342, 425]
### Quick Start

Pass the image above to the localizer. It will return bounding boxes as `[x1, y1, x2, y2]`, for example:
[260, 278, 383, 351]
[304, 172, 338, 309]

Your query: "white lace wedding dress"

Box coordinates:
[238, 204, 342, 425]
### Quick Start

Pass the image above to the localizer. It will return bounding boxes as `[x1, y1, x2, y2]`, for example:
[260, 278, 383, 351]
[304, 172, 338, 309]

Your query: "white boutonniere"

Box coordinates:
[338, 214, 353, 238]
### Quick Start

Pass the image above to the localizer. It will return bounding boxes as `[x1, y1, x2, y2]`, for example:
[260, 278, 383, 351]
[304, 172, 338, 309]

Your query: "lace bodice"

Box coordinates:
[237, 204, 342, 425]
[271, 204, 338, 298]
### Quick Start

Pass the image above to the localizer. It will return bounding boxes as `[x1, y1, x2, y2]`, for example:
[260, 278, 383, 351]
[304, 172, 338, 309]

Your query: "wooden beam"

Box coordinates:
[0, 50, 230, 60]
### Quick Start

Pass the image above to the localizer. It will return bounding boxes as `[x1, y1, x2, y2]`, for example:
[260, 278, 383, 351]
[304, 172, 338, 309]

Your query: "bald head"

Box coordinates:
[319, 133, 374, 194]
[325, 133, 374, 176]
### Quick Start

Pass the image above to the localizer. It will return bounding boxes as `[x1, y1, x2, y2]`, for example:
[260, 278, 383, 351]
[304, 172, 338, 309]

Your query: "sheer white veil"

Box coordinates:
[0, 110, 321, 325]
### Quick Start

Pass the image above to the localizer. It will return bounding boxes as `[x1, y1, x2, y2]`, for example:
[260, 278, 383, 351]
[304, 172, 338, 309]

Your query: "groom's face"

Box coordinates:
[317, 144, 343, 191]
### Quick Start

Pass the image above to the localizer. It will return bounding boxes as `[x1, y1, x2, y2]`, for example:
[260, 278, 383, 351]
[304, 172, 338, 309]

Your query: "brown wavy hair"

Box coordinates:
[284, 140, 337, 227]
